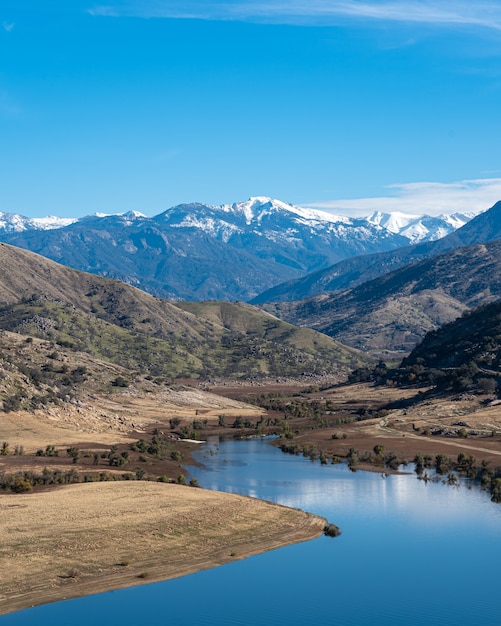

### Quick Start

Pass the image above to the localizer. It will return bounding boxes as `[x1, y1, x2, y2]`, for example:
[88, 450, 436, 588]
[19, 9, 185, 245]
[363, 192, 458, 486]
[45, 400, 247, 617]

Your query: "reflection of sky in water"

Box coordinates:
[192, 437, 501, 536]
[4, 436, 501, 626]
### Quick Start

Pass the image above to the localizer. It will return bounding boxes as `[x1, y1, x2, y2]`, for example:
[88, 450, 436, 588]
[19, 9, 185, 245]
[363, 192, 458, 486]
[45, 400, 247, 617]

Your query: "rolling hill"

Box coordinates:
[0, 243, 367, 395]
[263, 240, 501, 357]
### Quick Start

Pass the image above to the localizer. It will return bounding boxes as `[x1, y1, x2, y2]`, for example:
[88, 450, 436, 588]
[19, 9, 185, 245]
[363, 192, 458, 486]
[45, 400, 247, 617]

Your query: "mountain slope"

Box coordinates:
[0, 243, 367, 381]
[0, 198, 410, 301]
[390, 300, 501, 397]
[402, 299, 501, 371]
[253, 200, 501, 303]
[264, 239, 501, 356]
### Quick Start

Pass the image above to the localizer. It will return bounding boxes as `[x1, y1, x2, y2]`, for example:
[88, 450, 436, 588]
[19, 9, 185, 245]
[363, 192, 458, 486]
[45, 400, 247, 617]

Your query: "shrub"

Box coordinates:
[112, 376, 129, 388]
[324, 523, 341, 537]
[11, 476, 33, 493]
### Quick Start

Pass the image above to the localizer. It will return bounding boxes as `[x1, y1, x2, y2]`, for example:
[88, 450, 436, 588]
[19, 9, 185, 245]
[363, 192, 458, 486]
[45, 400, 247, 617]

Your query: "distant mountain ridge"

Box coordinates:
[0, 212, 77, 232]
[253, 200, 501, 303]
[0, 198, 475, 242]
[0, 197, 477, 302]
[365, 210, 474, 243]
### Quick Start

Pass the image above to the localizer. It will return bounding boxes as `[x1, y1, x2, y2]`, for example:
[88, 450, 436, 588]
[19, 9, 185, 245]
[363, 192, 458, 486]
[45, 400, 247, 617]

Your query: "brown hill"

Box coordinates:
[0, 243, 366, 386]
[264, 240, 501, 357]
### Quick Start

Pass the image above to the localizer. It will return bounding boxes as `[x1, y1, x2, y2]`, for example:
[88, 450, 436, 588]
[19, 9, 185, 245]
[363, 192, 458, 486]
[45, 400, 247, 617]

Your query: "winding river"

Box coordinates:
[2, 437, 501, 625]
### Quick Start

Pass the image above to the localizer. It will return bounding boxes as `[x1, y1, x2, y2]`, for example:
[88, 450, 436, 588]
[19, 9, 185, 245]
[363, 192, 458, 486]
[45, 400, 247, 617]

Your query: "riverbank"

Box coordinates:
[204, 381, 501, 469]
[0, 481, 326, 616]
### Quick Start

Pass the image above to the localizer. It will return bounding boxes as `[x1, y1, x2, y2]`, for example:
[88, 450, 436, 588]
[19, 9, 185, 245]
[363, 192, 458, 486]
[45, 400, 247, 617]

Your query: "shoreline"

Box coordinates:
[0, 482, 326, 616]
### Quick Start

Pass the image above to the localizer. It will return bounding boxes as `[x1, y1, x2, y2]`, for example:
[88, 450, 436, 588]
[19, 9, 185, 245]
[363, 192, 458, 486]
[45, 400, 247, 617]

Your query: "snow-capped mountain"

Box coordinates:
[153, 197, 395, 247]
[0, 212, 77, 233]
[0, 200, 475, 243]
[366, 210, 475, 243]
[0, 197, 479, 301]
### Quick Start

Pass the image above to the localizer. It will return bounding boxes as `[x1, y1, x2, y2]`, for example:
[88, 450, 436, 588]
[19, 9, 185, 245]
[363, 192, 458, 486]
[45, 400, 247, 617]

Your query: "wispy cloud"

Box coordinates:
[307, 178, 501, 217]
[2, 21, 15, 32]
[87, 1, 501, 31]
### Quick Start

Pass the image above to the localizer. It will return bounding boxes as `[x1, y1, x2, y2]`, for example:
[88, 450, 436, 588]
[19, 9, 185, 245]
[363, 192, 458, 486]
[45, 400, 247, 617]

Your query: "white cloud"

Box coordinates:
[306, 178, 501, 217]
[87, 1, 501, 31]
[2, 21, 15, 32]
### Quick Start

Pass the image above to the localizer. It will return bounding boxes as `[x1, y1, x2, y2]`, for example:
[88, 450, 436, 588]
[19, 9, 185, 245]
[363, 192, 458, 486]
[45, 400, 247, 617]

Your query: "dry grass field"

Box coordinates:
[3, 376, 500, 618]
[0, 481, 325, 616]
[0, 382, 328, 617]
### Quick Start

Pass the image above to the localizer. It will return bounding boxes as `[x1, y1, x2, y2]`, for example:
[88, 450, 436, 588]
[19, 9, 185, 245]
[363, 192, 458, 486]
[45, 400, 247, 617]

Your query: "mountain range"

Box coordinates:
[254, 200, 501, 304]
[0, 198, 475, 302]
[2, 196, 500, 368]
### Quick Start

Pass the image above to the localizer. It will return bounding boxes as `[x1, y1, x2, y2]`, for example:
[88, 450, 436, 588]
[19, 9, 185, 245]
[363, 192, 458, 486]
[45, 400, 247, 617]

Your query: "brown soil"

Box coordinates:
[205, 381, 501, 468]
[0, 482, 325, 616]
[0, 387, 263, 454]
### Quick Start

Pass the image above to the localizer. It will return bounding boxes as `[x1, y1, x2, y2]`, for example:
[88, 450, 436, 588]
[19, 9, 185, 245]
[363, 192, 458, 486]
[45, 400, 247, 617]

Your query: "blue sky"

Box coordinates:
[1, 1, 501, 218]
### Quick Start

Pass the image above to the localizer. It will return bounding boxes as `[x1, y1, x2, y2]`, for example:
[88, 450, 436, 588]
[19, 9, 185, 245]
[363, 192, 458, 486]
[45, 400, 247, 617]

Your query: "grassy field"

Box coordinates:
[0, 482, 326, 615]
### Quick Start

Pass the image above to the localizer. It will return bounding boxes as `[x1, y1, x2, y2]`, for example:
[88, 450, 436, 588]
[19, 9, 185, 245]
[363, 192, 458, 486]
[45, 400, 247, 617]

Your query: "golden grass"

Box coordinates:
[0, 482, 325, 616]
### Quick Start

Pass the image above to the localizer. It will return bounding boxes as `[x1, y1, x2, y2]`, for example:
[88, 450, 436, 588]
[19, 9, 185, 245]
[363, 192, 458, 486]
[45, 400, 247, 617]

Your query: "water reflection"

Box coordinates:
[3, 436, 500, 626]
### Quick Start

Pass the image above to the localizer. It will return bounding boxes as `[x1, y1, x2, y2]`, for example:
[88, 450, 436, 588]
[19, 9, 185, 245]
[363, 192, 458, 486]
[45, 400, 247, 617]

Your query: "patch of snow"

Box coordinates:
[365, 209, 474, 243]
[0, 212, 77, 232]
[228, 197, 352, 226]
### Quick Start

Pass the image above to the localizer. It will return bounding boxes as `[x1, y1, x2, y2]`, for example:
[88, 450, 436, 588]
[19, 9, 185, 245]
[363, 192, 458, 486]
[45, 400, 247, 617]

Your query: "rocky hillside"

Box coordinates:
[370, 300, 501, 398]
[264, 240, 501, 357]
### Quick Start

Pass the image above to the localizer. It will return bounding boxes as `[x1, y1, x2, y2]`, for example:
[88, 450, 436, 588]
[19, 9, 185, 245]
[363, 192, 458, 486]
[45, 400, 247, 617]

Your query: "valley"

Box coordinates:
[2, 198, 501, 616]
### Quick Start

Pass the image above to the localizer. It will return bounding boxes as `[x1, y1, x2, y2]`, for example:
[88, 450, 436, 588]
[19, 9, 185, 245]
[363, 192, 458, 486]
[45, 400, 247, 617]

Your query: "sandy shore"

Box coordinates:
[0, 482, 326, 616]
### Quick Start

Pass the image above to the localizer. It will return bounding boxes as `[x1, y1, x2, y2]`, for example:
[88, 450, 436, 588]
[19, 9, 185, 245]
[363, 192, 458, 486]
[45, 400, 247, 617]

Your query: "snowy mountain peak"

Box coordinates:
[121, 210, 147, 219]
[229, 197, 288, 224]
[366, 210, 422, 232]
[0, 212, 76, 232]
[365, 210, 475, 243]
[228, 197, 351, 225]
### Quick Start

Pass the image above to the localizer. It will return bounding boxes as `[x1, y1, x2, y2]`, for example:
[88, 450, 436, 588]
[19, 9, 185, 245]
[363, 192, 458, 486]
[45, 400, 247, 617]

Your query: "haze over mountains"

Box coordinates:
[0, 197, 474, 302]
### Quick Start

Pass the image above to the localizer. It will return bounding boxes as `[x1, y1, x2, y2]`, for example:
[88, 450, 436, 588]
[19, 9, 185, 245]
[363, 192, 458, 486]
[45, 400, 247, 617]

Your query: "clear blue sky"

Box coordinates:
[1, 1, 501, 217]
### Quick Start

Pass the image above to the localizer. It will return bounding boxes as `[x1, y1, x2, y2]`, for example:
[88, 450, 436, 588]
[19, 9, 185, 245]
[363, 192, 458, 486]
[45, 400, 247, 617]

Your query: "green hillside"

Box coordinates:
[0, 243, 367, 385]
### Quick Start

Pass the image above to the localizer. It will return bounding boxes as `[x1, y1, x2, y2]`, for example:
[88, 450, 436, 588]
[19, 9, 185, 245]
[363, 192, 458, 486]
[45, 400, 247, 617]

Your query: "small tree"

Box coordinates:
[66, 447, 80, 464]
[169, 417, 181, 430]
[112, 376, 129, 388]
[477, 377, 497, 395]
[11, 476, 32, 493]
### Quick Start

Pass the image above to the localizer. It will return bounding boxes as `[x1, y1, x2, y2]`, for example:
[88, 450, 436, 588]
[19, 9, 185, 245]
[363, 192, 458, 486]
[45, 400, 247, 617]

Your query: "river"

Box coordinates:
[2, 437, 500, 625]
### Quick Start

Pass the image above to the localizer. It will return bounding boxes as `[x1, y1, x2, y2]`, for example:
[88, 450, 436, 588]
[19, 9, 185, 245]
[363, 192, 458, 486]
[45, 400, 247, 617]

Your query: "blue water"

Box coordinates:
[2, 437, 501, 626]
